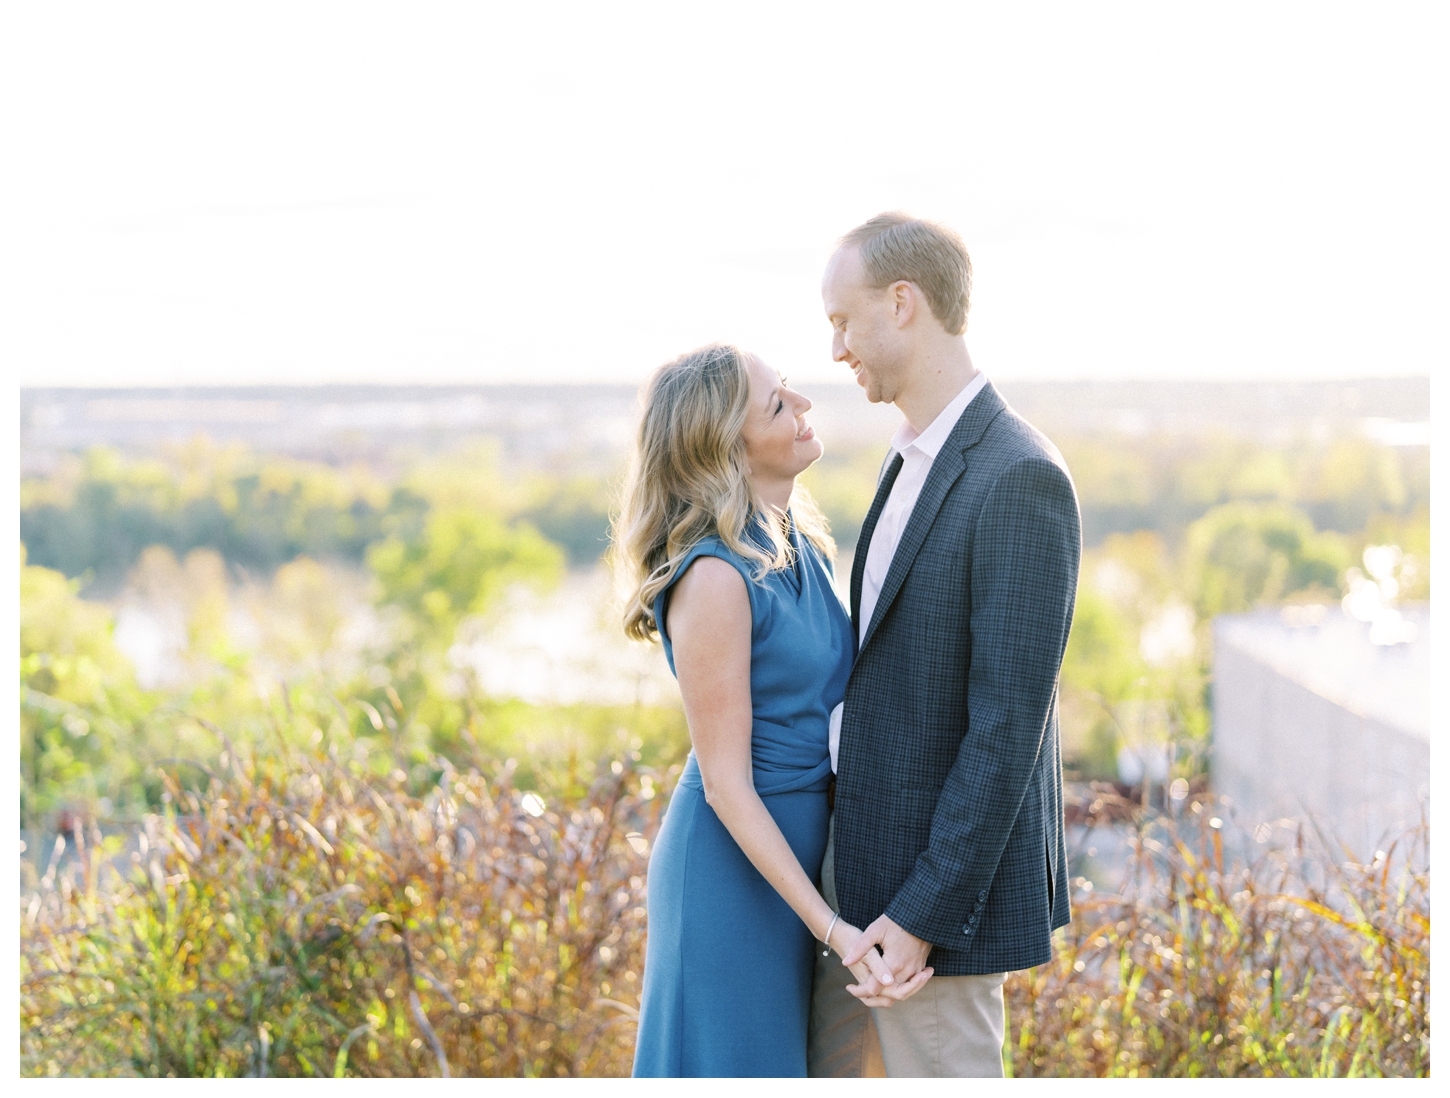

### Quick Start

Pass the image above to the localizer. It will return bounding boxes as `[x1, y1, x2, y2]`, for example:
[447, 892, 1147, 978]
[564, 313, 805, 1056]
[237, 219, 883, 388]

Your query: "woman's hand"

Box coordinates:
[830, 919, 934, 1008]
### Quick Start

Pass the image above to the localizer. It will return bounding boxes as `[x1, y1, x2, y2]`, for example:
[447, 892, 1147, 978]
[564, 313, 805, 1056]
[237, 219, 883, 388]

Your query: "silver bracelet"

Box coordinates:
[821, 911, 841, 957]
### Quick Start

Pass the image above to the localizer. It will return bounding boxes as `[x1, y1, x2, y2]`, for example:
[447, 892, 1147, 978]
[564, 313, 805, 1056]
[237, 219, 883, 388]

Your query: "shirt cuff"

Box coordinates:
[828, 702, 843, 774]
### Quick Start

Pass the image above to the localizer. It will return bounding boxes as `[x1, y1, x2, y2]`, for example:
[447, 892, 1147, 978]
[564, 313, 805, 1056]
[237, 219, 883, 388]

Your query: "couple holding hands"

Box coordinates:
[613, 213, 1081, 1077]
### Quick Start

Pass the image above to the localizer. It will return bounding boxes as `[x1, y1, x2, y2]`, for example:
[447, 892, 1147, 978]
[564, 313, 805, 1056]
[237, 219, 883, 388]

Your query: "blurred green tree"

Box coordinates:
[518, 476, 616, 567]
[20, 547, 148, 825]
[1058, 585, 1145, 776]
[1299, 436, 1408, 532]
[1182, 501, 1349, 618]
[20, 441, 404, 590]
[368, 506, 564, 650]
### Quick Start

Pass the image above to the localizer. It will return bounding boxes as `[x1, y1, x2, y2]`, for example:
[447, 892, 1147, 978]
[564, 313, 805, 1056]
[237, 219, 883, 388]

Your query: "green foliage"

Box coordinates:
[1057, 496, 1365, 783]
[1299, 437, 1411, 532]
[17, 436, 607, 603]
[22, 745, 664, 1077]
[1062, 587, 1147, 704]
[361, 507, 568, 765]
[1058, 586, 1146, 776]
[457, 700, 688, 796]
[517, 477, 617, 567]
[1006, 802, 1428, 1077]
[20, 425, 1428, 587]
[18, 527, 680, 834]
[1183, 502, 1349, 619]
[368, 507, 563, 650]
[1057, 431, 1428, 543]
[20, 424, 1428, 790]
[20, 547, 153, 824]
[1057, 532, 1210, 781]
[20, 442, 412, 591]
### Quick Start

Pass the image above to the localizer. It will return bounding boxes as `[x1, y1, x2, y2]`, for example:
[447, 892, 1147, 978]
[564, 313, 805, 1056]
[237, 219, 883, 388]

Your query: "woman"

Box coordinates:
[614, 344, 931, 1077]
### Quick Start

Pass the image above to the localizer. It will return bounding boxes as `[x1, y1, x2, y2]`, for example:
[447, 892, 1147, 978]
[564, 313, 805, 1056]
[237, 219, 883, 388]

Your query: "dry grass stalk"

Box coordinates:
[21, 749, 666, 1077]
[1005, 804, 1429, 1077]
[22, 754, 1428, 1077]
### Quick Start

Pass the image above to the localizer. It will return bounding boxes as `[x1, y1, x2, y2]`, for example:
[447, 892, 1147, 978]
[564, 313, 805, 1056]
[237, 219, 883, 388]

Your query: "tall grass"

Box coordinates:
[1005, 794, 1429, 1077]
[22, 761, 1428, 1076]
[22, 743, 666, 1077]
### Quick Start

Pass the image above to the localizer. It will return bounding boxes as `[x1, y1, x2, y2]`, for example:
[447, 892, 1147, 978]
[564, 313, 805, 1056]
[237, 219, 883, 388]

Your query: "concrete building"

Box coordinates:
[1211, 604, 1431, 860]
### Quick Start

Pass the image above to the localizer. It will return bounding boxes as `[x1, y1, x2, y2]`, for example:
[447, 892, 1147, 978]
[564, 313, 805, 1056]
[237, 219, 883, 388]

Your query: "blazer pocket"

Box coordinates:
[891, 787, 944, 850]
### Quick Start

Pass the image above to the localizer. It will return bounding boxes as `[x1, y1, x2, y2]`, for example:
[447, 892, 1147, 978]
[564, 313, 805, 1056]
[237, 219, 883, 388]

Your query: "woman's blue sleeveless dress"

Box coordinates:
[632, 519, 854, 1077]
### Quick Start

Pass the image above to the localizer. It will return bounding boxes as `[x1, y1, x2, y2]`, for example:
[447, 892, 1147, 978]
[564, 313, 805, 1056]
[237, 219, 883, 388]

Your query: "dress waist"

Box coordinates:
[676, 745, 833, 797]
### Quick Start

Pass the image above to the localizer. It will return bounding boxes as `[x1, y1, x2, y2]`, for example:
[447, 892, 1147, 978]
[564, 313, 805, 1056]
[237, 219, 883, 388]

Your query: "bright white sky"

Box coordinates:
[4, 1, 1446, 387]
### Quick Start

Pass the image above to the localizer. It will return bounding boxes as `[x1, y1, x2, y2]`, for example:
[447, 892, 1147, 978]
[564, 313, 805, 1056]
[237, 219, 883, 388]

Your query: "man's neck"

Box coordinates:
[895, 342, 979, 434]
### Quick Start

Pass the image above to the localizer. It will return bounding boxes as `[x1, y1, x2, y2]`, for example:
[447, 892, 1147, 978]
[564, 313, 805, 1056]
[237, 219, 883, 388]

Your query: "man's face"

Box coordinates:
[821, 246, 908, 405]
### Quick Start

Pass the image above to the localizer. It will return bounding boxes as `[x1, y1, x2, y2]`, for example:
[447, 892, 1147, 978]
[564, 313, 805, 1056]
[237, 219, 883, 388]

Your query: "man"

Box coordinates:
[808, 213, 1080, 1078]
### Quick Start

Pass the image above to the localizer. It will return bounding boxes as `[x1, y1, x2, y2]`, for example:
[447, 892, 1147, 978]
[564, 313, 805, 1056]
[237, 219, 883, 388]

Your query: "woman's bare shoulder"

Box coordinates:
[661, 558, 749, 663]
[672, 553, 748, 607]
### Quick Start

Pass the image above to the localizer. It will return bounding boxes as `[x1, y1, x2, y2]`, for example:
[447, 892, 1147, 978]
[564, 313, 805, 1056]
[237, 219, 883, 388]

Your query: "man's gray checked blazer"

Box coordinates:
[833, 379, 1080, 976]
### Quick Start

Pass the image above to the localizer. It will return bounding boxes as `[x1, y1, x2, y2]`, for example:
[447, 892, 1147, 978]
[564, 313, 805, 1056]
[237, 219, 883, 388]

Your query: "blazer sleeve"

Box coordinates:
[883, 453, 1081, 947]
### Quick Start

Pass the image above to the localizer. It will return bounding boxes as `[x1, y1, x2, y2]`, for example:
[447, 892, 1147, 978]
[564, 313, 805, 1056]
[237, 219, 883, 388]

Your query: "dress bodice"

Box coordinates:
[655, 516, 855, 796]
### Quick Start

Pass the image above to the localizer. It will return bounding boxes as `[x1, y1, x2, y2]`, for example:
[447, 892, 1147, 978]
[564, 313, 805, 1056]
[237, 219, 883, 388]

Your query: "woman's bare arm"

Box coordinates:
[666, 557, 927, 1002]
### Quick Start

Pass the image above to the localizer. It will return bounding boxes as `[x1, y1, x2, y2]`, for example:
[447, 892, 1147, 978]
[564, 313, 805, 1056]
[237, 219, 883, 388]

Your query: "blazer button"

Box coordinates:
[963, 925, 972, 935]
[973, 902, 984, 912]
[977, 890, 988, 902]
[969, 913, 979, 924]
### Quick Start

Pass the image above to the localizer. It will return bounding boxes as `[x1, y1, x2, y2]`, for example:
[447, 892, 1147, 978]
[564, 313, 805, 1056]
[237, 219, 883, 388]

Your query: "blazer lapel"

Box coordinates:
[850, 452, 903, 627]
[857, 449, 966, 654]
[857, 382, 1009, 656]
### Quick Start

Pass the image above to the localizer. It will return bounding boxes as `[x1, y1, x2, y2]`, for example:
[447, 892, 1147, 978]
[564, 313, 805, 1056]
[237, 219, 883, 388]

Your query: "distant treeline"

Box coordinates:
[20, 427, 1429, 592]
[1058, 430, 1428, 542]
[20, 443, 614, 591]
[803, 427, 1427, 555]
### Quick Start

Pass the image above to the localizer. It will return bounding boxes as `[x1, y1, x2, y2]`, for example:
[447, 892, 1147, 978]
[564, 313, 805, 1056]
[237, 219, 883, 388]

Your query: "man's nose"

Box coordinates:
[831, 333, 849, 362]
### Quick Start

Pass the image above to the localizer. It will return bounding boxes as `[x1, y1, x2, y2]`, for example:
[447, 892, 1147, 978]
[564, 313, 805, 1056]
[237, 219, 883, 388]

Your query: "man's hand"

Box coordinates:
[827, 919, 898, 998]
[844, 957, 933, 1007]
[840, 915, 934, 1007]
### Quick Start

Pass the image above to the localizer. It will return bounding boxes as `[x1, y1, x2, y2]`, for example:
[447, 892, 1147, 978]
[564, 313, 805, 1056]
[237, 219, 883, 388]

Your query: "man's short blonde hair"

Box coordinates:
[839, 213, 972, 335]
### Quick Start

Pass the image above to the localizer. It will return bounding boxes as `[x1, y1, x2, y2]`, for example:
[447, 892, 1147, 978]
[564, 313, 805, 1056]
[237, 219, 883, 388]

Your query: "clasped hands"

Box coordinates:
[831, 915, 934, 1008]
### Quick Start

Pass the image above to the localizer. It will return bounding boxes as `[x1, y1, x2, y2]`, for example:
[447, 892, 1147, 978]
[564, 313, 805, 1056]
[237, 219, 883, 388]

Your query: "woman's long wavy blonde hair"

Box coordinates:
[613, 343, 835, 642]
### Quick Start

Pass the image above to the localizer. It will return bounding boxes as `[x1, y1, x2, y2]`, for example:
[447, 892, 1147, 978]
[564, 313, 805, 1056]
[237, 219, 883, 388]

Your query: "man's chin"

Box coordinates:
[851, 367, 891, 404]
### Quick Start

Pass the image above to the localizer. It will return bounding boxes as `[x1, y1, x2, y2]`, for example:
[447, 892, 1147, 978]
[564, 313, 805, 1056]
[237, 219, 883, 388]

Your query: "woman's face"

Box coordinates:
[740, 355, 822, 491]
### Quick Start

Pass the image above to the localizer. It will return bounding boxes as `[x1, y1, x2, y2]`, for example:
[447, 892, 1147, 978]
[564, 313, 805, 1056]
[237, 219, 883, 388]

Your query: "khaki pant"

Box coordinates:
[808, 815, 1007, 1078]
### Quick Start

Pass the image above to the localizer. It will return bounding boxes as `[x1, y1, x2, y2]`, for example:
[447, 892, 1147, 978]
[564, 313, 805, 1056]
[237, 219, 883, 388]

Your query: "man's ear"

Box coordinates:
[889, 280, 917, 328]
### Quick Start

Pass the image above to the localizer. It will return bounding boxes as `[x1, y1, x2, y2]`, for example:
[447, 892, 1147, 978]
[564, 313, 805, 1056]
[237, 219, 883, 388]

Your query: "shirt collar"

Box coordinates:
[889, 371, 989, 460]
